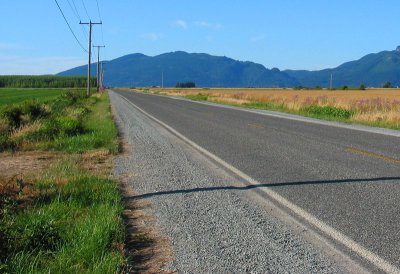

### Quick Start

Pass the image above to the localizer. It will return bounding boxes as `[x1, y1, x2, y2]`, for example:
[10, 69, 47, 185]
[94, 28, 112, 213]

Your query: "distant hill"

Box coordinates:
[57, 51, 299, 87]
[285, 47, 400, 87]
[58, 47, 400, 88]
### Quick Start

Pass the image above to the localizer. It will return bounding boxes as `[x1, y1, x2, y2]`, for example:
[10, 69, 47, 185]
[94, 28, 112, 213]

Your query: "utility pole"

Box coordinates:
[80, 20, 102, 96]
[161, 71, 164, 88]
[330, 73, 333, 90]
[93, 45, 105, 92]
[100, 62, 104, 90]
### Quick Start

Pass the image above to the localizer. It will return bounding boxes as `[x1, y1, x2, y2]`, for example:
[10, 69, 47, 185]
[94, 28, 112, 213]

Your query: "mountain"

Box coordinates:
[58, 51, 299, 87]
[58, 47, 400, 88]
[285, 47, 400, 87]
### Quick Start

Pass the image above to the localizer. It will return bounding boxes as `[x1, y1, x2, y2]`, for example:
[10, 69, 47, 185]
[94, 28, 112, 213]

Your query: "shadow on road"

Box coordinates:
[130, 176, 400, 200]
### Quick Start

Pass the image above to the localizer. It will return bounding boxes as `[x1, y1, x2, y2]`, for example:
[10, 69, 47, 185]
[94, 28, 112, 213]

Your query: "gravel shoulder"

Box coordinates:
[110, 91, 352, 273]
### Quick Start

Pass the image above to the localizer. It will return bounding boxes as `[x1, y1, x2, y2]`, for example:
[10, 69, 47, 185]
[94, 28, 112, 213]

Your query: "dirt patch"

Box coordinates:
[81, 149, 114, 176]
[0, 151, 58, 179]
[118, 177, 173, 274]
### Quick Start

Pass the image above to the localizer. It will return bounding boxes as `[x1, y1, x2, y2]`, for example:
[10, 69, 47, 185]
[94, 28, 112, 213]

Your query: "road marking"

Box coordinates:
[247, 123, 264, 129]
[347, 148, 400, 165]
[115, 91, 400, 274]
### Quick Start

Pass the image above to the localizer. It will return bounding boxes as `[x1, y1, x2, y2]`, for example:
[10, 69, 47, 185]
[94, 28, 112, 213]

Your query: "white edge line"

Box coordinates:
[113, 91, 400, 274]
[123, 90, 400, 138]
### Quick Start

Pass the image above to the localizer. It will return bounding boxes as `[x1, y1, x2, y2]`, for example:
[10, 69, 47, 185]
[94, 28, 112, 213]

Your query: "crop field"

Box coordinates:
[0, 88, 69, 105]
[132, 87, 400, 129]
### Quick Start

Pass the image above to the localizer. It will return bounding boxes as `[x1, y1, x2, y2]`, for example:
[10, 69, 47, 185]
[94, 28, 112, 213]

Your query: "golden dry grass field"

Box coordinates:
[124, 88, 400, 129]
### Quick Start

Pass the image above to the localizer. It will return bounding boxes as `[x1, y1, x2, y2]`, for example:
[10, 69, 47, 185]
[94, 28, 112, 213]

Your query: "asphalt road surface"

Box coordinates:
[112, 89, 400, 273]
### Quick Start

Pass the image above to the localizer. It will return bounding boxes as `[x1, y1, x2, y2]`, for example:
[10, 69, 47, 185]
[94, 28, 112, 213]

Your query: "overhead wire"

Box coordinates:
[81, 0, 91, 20]
[54, 0, 88, 53]
[65, 0, 89, 43]
[94, 0, 106, 63]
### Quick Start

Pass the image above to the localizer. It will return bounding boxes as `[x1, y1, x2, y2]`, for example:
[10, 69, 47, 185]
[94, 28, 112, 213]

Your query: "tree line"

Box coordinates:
[0, 75, 96, 88]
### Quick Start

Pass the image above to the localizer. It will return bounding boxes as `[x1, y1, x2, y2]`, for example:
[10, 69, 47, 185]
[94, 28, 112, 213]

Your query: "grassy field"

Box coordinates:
[130, 87, 400, 130]
[0, 88, 67, 105]
[0, 89, 126, 273]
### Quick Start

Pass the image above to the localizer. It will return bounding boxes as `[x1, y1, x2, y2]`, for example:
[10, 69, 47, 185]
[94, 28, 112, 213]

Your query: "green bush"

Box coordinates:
[1, 105, 24, 128]
[23, 101, 48, 120]
[0, 134, 14, 151]
[302, 105, 354, 119]
[56, 117, 84, 136]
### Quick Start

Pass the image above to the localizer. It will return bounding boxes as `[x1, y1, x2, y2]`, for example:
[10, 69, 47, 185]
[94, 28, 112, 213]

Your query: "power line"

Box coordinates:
[67, 0, 89, 42]
[95, 0, 105, 45]
[81, 0, 90, 19]
[65, 0, 88, 43]
[95, 0, 102, 20]
[54, 0, 88, 53]
[65, 0, 80, 20]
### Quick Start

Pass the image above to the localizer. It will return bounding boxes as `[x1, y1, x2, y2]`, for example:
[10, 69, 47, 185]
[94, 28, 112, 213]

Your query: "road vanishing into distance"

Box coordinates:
[111, 90, 400, 273]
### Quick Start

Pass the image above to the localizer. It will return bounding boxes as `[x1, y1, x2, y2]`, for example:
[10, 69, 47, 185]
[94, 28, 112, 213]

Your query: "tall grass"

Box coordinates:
[1, 174, 125, 273]
[0, 91, 126, 273]
[138, 88, 400, 129]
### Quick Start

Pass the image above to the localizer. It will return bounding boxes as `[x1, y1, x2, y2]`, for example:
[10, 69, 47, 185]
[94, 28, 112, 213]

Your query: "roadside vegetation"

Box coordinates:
[0, 88, 126, 273]
[129, 87, 400, 130]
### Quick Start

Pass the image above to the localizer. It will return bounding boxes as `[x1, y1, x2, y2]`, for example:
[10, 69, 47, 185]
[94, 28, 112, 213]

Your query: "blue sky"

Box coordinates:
[1, 0, 400, 74]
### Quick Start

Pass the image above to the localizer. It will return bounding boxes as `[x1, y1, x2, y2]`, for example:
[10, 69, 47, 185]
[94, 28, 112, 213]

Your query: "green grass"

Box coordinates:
[184, 93, 209, 101]
[300, 105, 355, 120]
[0, 88, 68, 105]
[45, 94, 119, 153]
[0, 91, 126, 273]
[0, 89, 116, 153]
[242, 101, 288, 112]
[1, 168, 125, 273]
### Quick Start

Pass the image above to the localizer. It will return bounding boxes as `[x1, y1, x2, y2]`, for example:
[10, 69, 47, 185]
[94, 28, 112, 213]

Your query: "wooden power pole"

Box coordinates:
[80, 20, 102, 96]
[93, 45, 105, 92]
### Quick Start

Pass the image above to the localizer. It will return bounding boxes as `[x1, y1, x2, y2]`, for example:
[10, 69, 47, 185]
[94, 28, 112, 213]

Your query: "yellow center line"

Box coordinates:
[346, 147, 400, 165]
[247, 123, 264, 129]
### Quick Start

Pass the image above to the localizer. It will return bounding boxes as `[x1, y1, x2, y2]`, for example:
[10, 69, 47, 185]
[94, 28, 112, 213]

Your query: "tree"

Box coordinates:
[176, 82, 196, 88]
[383, 81, 392, 88]
[359, 84, 366, 90]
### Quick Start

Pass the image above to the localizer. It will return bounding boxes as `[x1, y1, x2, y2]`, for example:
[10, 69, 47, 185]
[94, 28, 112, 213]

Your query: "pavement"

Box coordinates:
[111, 89, 400, 273]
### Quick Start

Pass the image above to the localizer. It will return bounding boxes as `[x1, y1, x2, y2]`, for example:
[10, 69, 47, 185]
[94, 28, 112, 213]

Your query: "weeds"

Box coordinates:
[301, 105, 355, 119]
[0, 90, 125, 273]
[185, 93, 209, 101]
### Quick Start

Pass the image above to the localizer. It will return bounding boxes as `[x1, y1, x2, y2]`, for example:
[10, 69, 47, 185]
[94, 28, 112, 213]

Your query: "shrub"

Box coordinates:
[0, 118, 9, 134]
[383, 81, 392, 88]
[1, 105, 24, 128]
[56, 116, 84, 136]
[23, 101, 48, 120]
[0, 134, 15, 151]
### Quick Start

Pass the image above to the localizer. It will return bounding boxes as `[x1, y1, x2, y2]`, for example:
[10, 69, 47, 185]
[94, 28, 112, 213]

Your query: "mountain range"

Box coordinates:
[58, 47, 400, 88]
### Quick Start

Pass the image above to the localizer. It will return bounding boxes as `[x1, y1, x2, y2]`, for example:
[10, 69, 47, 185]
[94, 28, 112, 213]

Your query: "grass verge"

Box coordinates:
[0, 90, 126, 273]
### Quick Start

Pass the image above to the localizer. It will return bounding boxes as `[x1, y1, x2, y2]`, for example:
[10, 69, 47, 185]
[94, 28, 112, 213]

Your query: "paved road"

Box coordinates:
[112, 90, 400, 273]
